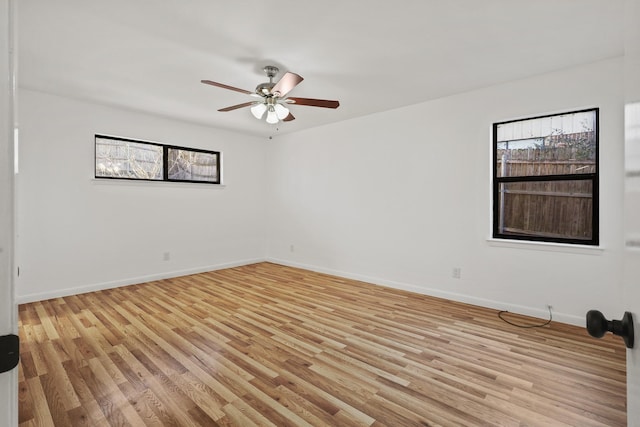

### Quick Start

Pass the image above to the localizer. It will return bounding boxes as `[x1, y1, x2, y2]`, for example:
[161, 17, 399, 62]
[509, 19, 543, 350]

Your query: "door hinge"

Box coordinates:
[0, 334, 19, 373]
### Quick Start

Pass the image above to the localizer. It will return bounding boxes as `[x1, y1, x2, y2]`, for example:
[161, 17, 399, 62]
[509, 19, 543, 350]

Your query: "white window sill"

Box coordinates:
[486, 238, 604, 255]
[91, 178, 226, 189]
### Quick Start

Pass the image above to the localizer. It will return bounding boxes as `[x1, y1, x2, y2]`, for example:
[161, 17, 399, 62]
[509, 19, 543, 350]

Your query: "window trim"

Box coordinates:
[94, 134, 221, 185]
[491, 108, 599, 246]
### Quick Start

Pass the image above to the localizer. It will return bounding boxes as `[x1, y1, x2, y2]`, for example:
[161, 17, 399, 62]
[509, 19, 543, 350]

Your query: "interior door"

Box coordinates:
[624, 0, 640, 424]
[0, 1, 17, 426]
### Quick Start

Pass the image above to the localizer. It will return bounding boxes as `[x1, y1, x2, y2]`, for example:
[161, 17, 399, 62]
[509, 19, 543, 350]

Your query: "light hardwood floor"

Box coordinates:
[18, 262, 626, 426]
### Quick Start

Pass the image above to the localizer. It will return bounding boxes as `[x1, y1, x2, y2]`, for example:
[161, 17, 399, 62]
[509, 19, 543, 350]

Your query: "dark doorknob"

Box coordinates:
[586, 310, 634, 349]
[0, 334, 19, 373]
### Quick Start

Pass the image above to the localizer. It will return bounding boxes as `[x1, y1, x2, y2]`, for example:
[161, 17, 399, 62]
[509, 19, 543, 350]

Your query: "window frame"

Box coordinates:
[94, 134, 221, 185]
[492, 108, 599, 246]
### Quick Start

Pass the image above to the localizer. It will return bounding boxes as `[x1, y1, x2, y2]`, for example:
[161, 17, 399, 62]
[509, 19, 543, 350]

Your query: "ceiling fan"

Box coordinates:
[201, 65, 340, 124]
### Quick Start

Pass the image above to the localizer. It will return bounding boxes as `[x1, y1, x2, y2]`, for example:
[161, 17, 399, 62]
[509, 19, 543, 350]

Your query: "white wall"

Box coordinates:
[266, 58, 625, 326]
[16, 89, 268, 302]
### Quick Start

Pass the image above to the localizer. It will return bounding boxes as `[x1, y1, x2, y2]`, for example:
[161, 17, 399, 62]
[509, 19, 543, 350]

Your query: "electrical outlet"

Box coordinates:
[290, 245, 295, 253]
[163, 252, 170, 261]
[546, 304, 553, 311]
[452, 267, 461, 279]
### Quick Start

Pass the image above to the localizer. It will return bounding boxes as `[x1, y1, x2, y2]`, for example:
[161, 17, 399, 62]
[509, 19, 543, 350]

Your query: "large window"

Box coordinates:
[95, 135, 221, 184]
[493, 108, 598, 245]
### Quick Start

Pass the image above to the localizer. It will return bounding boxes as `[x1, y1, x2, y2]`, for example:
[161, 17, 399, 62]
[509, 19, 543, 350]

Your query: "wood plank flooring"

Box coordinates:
[18, 262, 626, 426]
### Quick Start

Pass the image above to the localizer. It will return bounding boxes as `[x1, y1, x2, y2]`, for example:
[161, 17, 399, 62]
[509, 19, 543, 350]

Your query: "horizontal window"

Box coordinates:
[95, 135, 220, 184]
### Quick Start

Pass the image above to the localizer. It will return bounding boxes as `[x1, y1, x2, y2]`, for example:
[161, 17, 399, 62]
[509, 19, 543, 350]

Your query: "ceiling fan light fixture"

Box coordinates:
[266, 107, 279, 124]
[274, 103, 290, 120]
[251, 103, 267, 119]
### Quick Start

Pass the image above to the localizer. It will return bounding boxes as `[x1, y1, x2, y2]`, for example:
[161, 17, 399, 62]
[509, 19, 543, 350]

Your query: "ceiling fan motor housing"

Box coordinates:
[256, 66, 279, 96]
[256, 82, 275, 97]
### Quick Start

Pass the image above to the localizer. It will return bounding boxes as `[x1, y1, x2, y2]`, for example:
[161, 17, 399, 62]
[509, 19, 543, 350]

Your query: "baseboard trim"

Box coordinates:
[266, 257, 584, 327]
[16, 258, 266, 304]
[17, 256, 585, 327]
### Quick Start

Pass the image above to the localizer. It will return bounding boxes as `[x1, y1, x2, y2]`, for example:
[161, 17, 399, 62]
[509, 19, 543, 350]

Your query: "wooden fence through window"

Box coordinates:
[496, 148, 596, 240]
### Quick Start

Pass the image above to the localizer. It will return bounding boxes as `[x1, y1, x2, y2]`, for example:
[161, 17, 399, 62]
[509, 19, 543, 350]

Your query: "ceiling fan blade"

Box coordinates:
[271, 72, 304, 97]
[218, 101, 255, 112]
[282, 112, 295, 122]
[287, 97, 340, 109]
[201, 80, 253, 95]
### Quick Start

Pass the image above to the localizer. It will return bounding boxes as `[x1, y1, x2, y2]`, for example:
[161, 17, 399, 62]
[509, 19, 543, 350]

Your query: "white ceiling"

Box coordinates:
[17, 1, 625, 139]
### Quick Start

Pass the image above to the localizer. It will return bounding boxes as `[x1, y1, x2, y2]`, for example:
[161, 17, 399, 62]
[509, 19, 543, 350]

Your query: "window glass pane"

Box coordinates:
[95, 137, 163, 180]
[497, 180, 593, 241]
[496, 110, 596, 177]
[167, 148, 218, 182]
